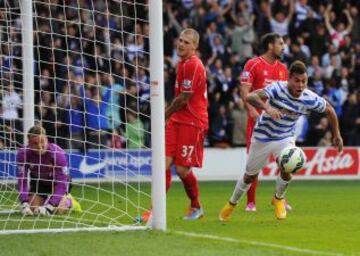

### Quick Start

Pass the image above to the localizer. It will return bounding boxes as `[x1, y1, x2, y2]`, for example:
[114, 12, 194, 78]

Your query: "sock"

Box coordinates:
[246, 176, 258, 204]
[166, 169, 172, 192]
[230, 179, 251, 205]
[275, 175, 291, 199]
[180, 171, 200, 209]
[66, 198, 72, 209]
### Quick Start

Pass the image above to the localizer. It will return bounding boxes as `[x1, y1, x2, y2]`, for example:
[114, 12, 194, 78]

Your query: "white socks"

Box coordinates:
[229, 179, 251, 205]
[275, 175, 291, 199]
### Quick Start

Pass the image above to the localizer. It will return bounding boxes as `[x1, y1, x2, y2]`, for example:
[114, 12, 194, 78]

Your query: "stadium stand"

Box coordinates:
[0, 0, 359, 149]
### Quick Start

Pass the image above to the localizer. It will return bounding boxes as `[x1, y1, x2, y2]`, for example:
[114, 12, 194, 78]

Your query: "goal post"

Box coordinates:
[0, 0, 166, 233]
[20, 0, 34, 144]
[149, 0, 166, 231]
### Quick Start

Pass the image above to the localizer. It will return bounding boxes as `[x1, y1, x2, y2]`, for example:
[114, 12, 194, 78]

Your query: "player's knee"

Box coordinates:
[175, 166, 191, 179]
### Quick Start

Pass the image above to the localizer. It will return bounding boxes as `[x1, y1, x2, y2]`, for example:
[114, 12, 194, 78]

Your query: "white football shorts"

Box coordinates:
[246, 137, 295, 176]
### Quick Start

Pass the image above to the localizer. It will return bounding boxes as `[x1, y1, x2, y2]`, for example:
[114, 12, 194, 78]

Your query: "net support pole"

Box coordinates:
[149, 1, 166, 230]
[20, 0, 34, 143]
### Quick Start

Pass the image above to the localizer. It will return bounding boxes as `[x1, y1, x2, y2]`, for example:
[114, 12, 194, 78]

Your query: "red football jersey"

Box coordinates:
[240, 56, 288, 147]
[170, 55, 208, 129]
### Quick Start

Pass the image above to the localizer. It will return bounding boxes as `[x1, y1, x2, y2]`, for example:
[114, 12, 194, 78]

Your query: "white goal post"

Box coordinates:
[0, 0, 165, 233]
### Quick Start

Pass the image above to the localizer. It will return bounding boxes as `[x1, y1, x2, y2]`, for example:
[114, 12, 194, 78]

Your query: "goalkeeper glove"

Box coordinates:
[35, 204, 55, 216]
[21, 202, 33, 216]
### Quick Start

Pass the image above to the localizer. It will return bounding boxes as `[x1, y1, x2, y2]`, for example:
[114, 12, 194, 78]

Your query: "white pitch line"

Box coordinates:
[173, 230, 344, 256]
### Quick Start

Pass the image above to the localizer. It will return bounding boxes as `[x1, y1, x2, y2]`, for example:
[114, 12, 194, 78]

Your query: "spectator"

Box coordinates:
[228, 14, 255, 63]
[125, 111, 145, 149]
[267, 0, 294, 36]
[83, 79, 110, 150]
[340, 92, 360, 145]
[36, 91, 56, 143]
[324, 5, 353, 49]
[230, 98, 247, 147]
[67, 91, 86, 152]
[209, 104, 231, 148]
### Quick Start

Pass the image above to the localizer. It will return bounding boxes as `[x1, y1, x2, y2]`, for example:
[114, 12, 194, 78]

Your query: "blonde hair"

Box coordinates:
[27, 125, 46, 138]
[181, 28, 200, 48]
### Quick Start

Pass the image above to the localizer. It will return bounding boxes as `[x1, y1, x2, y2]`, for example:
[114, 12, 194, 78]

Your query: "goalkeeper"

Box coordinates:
[16, 125, 82, 216]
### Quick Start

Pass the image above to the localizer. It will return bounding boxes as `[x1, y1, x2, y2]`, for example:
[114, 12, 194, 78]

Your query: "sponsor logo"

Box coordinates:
[79, 158, 106, 174]
[182, 79, 192, 89]
[262, 148, 359, 177]
[78, 155, 152, 174]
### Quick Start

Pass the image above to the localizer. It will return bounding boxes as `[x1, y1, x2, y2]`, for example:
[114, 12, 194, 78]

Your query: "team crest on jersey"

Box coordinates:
[263, 70, 268, 76]
[182, 79, 192, 88]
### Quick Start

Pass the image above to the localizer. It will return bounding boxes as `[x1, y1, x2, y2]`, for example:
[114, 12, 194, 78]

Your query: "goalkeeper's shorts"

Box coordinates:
[29, 177, 73, 198]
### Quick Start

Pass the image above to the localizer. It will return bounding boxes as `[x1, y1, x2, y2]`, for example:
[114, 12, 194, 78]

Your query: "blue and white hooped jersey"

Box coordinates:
[253, 81, 327, 142]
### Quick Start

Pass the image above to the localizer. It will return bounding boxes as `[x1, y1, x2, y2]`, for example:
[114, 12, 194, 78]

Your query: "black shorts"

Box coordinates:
[29, 177, 72, 198]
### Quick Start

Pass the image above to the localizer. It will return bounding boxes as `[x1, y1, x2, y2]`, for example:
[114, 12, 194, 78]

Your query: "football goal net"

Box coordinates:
[0, 0, 165, 234]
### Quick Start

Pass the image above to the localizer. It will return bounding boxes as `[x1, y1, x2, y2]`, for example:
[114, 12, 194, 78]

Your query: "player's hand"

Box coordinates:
[333, 136, 343, 154]
[21, 202, 33, 216]
[265, 107, 282, 120]
[34, 204, 55, 216]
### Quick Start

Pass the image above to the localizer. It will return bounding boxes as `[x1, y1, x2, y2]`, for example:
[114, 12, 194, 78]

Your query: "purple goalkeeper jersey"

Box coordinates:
[16, 143, 69, 206]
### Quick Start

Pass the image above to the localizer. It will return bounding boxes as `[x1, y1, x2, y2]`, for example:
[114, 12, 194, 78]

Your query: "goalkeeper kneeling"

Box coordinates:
[16, 125, 82, 216]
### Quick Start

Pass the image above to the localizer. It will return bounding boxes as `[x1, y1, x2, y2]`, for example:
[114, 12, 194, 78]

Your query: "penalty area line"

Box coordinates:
[172, 230, 344, 256]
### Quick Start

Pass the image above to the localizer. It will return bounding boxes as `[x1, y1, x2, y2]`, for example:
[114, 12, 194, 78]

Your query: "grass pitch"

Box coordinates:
[0, 180, 359, 256]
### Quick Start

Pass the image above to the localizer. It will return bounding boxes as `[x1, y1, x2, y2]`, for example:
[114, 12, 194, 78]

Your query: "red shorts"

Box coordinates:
[166, 121, 207, 167]
[246, 118, 255, 152]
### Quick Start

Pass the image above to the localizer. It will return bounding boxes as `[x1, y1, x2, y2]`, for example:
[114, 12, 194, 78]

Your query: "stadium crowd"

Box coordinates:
[0, 0, 359, 150]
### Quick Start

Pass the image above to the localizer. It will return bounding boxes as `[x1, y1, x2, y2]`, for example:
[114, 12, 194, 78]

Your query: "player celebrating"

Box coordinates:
[17, 125, 82, 216]
[219, 61, 343, 221]
[240, 32, 290, 212]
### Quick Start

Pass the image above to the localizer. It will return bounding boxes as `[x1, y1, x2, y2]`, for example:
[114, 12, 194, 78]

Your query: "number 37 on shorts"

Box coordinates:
[166, 121, 207, 168]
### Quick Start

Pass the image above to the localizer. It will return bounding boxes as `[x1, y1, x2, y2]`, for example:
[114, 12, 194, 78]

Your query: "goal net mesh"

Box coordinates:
[0, 0, 152, 233]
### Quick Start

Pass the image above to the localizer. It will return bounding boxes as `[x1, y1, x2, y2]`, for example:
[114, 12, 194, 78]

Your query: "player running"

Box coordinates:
[240, 32, 290, 212]
[219, 61, 343, 221]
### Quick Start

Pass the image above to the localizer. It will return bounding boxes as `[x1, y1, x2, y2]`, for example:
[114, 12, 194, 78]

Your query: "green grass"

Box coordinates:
[0, 180, 359, 256]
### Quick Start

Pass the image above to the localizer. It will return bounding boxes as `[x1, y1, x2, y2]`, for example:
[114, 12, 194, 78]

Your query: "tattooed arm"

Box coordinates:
[246, 89, 283, 120]
[165, 91, 193, 121]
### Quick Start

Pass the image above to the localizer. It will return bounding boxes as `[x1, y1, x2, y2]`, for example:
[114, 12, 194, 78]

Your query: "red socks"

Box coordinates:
[180, 171, 200, 209]
[166, 169, 172, 192]
[247, 176, 258, 204]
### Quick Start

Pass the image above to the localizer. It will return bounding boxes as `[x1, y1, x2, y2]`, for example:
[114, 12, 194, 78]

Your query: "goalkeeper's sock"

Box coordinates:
[180, 170, 200, 209]
[246, 176, 258, 204]
[166, 168, 172, 192]
[275, 175, 291, 199]
[230, 179, 251, 205]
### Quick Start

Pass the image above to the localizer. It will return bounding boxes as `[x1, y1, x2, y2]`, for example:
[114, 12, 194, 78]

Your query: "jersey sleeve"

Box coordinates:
[308, 93, 327, 113]
[48, 148, 69, 206]
[179, 60, 203, 93]
[16, 149, 29, 203]
[240, 59, 256, 85]
[263, 82, 279, 99]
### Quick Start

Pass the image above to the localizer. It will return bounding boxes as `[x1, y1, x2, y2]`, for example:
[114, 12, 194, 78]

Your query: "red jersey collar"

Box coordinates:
[180, 54, 197, 63]
[259, 56, 279, 66]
